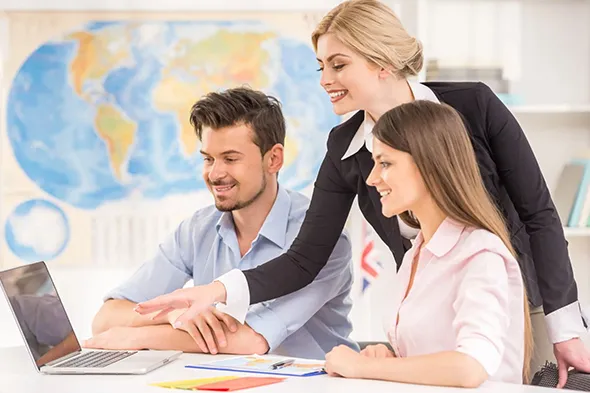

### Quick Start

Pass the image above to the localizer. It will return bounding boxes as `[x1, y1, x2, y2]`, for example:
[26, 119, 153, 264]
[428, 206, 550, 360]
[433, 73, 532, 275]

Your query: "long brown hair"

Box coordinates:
[372, 100, 533, 383]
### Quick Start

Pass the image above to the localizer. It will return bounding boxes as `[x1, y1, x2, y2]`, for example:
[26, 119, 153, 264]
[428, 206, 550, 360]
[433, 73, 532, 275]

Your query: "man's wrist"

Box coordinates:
[211, 281, 227, 304]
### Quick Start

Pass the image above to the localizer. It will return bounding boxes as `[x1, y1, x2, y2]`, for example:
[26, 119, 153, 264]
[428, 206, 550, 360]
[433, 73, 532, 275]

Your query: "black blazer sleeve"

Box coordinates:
[479, 83, 578, 315]
[242, 133, 357, 304]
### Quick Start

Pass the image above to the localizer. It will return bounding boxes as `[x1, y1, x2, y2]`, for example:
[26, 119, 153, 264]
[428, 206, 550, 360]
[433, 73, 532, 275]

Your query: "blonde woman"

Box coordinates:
[324, 100, 531, 386]
[136, 0, 590, 385]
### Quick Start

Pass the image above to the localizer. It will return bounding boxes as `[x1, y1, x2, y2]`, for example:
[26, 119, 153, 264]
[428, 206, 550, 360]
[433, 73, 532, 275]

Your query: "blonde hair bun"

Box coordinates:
[312, 0, 424, 78]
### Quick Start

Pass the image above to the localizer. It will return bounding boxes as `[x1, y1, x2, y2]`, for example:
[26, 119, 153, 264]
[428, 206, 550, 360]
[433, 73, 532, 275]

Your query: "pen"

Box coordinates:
[269, 358, 295, 370]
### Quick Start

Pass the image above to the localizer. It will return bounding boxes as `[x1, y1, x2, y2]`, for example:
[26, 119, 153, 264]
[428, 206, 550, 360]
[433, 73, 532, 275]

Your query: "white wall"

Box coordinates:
[0, 0, 346, 11]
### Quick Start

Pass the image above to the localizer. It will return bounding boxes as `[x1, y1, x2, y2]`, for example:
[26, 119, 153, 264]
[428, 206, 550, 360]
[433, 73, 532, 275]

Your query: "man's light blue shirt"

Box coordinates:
[105, 186, 358, 359]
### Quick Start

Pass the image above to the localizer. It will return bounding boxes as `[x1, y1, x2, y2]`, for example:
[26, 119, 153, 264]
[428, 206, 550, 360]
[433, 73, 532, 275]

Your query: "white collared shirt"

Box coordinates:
[341, 81, 440, 240]
[340, 80, 440, 160]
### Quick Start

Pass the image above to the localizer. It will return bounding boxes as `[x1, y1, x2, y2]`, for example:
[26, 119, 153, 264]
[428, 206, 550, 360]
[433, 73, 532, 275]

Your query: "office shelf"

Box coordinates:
[509, 104, 590, 114]
[564, 227, 590, 237]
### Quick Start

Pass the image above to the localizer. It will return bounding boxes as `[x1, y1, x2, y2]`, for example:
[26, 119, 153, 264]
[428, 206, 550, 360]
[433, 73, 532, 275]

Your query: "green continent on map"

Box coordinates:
[94, 103, 136, 180]
[153, 30, 275, 157]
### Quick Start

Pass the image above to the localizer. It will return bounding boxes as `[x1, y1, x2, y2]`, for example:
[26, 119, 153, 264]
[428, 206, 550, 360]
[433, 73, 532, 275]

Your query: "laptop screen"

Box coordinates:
[0, 262, 81, 368]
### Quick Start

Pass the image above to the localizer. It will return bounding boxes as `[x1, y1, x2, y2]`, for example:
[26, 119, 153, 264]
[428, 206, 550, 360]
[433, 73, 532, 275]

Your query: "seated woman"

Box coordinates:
[324, 100, 532, 387]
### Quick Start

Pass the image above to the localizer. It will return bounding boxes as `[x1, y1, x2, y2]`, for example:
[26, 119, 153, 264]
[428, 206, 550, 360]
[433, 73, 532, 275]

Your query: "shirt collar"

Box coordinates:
[341, 81, 440, 160]
[215, 185, 291, 248]
[216, 209, 233, 232]
[257, 185, 290, 247]
[414, 217, 466, 258]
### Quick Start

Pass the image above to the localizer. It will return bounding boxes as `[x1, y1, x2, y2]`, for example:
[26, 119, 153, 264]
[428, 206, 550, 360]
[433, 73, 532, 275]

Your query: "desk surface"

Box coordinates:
[0, 346, 558, 393]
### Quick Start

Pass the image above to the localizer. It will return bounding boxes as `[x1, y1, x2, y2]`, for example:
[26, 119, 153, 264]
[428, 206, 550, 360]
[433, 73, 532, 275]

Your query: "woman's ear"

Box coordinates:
[378, 67, 397, 81]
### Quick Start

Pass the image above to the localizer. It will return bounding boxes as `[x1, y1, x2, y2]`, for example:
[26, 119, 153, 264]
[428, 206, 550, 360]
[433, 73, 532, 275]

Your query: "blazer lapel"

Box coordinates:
[357, 146, 381, 211]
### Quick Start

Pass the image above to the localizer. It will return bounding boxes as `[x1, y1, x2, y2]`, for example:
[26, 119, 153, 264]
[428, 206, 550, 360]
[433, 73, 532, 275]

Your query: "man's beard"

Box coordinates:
[213, 175, 267, 212]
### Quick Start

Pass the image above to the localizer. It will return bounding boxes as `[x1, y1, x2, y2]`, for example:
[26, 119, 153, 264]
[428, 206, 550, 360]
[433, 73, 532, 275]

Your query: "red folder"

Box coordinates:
[195, 377, 285, 391]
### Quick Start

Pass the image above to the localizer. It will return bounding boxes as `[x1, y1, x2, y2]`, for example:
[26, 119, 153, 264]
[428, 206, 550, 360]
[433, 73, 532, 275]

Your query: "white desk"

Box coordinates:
[0, 346, 559, 393]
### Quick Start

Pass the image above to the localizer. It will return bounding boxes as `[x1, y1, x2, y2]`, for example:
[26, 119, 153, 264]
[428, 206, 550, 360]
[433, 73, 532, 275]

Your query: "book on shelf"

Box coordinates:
[424, 59, 524, 106]
[553, 156, 590, 228]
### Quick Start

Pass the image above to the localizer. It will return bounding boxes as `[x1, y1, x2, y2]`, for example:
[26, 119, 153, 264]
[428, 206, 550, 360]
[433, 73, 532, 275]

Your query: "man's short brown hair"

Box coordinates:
[189, 87, 286, 155]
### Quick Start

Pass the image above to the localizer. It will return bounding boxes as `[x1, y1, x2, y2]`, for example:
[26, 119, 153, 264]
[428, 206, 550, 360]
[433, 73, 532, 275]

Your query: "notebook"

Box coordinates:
[186, 355, 325, 377]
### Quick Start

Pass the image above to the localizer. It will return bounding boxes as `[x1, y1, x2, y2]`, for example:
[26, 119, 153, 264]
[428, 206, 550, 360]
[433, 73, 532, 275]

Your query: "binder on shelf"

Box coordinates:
[553, 158, 590, 228]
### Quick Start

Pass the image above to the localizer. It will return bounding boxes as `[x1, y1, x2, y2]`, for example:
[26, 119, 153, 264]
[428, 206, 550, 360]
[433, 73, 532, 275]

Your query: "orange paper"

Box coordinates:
[195, 377, 285, 391]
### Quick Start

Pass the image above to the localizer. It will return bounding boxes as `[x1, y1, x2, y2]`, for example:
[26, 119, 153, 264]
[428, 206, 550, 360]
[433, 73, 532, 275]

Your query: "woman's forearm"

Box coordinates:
[358, 351, 489, 388]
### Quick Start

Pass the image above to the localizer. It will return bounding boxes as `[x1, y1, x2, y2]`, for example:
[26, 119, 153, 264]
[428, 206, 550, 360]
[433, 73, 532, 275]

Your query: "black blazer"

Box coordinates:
[243, 81, 577, 316]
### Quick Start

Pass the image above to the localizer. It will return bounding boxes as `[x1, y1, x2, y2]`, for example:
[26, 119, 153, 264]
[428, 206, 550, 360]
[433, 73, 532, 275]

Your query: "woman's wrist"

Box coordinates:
[210, 281, 227, 304]
[358, 355, 394, 379]
[353, 355, 373, 379]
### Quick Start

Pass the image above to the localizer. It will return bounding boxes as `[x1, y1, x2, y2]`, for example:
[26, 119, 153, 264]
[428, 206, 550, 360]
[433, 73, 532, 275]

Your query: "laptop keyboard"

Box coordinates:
[55, 350, 137, 368]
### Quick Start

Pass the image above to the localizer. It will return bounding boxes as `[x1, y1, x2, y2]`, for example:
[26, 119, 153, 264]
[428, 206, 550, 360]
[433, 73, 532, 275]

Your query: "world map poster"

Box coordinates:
[0, 11, 337, 269]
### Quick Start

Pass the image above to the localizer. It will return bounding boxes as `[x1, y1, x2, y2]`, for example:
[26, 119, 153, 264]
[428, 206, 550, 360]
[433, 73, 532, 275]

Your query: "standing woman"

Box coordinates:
[136, 0, 590, 384]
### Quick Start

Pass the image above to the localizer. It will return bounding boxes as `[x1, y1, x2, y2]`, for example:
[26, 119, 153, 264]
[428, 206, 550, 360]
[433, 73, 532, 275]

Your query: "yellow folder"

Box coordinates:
[150, 376, 239, 390]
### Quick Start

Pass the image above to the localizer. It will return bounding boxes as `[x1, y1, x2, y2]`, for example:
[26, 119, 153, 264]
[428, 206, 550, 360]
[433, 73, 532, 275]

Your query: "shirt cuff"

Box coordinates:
[245, 306, 288, 353]
[214, 269, 250, 324]
[102, 291, 134, 303]
[545, 301, 587, 343]
[456, 338, 502, 376]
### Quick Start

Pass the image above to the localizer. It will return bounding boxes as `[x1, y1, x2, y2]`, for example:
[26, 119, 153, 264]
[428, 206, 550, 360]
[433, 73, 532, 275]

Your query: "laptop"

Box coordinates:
[0, 261, 182, 374]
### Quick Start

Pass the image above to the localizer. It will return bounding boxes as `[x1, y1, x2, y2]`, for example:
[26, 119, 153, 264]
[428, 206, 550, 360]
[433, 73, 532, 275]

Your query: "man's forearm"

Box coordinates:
[135, 324, 269, 354]
[92, 299, 163, 335]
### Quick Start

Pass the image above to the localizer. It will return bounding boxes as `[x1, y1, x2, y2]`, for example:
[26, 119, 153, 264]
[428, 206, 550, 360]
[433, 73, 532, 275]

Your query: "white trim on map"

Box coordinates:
[0, 0, 348, 11]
